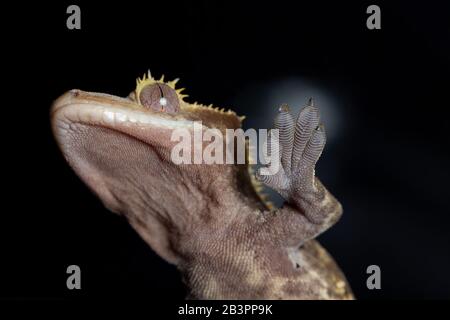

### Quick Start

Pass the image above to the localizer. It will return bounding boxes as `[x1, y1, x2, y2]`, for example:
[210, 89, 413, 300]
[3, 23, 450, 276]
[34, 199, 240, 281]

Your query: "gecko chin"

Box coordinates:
[50, 77, 246, 217]
[49, 82, 255, 265]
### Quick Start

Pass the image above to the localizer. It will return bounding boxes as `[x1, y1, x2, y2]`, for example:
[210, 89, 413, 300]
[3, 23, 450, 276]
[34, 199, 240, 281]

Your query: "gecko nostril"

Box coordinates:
[70, 89, 81, 97]
[138, 83, 180, 113]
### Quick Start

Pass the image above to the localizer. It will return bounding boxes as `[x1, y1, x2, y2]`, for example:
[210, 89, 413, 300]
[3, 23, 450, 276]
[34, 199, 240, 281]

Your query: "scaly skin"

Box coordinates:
[51, 73, 354, 299]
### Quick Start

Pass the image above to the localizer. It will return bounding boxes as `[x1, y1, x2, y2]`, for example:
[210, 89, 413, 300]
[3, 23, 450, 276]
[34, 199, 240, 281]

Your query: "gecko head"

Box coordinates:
[50, 72, 250, 265]
[52, 71, 244, 135]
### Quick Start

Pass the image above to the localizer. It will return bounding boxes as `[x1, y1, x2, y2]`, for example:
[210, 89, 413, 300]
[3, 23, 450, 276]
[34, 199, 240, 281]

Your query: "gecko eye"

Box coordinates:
[138, 83, 180, 113]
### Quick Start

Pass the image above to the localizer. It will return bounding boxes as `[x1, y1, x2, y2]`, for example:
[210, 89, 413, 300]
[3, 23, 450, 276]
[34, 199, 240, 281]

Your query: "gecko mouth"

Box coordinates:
[51, 88, 244, 158]
[51, 89, 206, 162]
[51, 89, 197, 131]
[52, 88, 243, 131]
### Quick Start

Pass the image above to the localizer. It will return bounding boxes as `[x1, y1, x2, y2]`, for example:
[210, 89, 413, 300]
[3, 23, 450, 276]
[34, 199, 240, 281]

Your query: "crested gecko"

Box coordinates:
[51, 72, 354, 299]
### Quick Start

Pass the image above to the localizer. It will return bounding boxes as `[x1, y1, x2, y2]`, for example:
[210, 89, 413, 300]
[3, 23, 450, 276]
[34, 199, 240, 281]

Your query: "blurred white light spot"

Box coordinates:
[160, 97, 168, 106]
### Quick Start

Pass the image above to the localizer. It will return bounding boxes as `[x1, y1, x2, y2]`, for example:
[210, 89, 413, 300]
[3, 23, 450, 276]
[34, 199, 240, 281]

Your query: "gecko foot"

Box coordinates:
[256, 99, 334, 224]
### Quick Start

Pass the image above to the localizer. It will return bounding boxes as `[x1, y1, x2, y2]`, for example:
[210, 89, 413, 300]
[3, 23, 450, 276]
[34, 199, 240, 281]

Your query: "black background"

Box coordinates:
[2, 1, 450, 300]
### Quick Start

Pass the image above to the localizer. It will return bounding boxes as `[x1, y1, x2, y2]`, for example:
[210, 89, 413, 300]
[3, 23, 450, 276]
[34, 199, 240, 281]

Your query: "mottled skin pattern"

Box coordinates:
[51, 74, 354, 299]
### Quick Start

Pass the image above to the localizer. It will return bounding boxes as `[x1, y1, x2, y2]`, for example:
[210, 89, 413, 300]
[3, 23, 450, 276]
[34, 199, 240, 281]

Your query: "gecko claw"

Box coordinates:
[278, 103, 290, 113]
